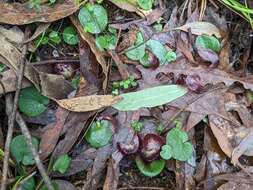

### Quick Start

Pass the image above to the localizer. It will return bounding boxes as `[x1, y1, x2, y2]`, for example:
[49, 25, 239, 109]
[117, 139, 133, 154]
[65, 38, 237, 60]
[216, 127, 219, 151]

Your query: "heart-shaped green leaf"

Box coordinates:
[49, 31, 61, 44]
[166, 127, 193, 161]
[78, 4, 108, 34]
[53, 154, 71, 174]
[146, 40, 176, 64]
[113, 85, 187, 111]
[137, 0, 153, 10]
[135, 156, 165, 177]
[125, 32, 146, 61]
[10, 135, 39, 165]
[63, 26, 79, 45]
[195, 35, 221, 52]
[19, 87, 49, 117]
[160, 144, 172, 160]
[95, 34, 117, 51]
[21, 176, 36, 190]
[85, 120, 113, 148]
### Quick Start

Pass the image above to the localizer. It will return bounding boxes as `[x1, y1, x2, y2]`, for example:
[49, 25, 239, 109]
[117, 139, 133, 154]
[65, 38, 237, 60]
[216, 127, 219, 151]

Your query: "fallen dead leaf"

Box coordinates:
[70, 15, 109, 90]
[0, 0, 81, 25]
[174, 21, 221, 38]
[137, 59, 253, 91]
[56, 95, 121, 112]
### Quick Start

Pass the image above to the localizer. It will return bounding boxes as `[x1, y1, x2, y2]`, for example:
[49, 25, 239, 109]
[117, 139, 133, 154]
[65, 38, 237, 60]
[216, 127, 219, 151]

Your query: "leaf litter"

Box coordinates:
[0, 0, 253, 190]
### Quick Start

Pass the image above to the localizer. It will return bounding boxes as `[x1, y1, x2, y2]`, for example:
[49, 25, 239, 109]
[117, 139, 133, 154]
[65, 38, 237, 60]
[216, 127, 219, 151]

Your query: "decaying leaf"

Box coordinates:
[174, 22, 221, 38]
[0, 27, 74, 99]
[137, 59, 253, 91]
[0, 1, 80, 25]
[56, 95, 121, 112]
[70, 15, 109, 90]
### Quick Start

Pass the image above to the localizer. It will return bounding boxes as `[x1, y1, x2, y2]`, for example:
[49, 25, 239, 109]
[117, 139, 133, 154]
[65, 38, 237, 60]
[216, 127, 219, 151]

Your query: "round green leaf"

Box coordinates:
[95, 34, 116, 51]
[160, 144, 172, 160]
[166, 127, 188, 145]
[195, 35, 221, 52]
[78, 4, 108, 34]
[85, 120, 113, 148]
[135, 156, 165, 177]
[63, 26, 79, 45]
[19, 87, 49, 117]
[125, 32, 146, 61]
[49, 31, 61, 44]
[171, 142, 193, 161]
[21, 176, 36, 190]
[10, 135, 39, 165]
[53, 154, 71, 174]
[137, 0, 153, 10]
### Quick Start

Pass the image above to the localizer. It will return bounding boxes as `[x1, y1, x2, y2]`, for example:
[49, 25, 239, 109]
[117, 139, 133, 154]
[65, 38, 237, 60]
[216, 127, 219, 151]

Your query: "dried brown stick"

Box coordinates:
[5, 96, 54, 190]
[0, 40, 28, 190]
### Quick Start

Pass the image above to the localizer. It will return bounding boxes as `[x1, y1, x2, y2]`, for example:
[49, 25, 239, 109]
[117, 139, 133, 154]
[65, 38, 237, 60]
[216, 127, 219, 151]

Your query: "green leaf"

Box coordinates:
[135, 156, 165, 177]
[95, 35, 117, 51]
[137, 0, 153, 10]
[125, 32, 146, 61]
[49, 0, 56, 4]
[10, 135, 39, 165]
[21, 177, 36, 190]
[78, 4, 108, 34]
[63, 26, 79, 45]
[53, 154, 71, 174]
[71, 75, 81, 89]
[113, 85, 187, 111]
[165, 51, 177, 62]
[166, 127, 193, 161]
[19, 87, 49, 117]
[160, 144, 172, 160]
[40, 181, 59, 190]
[195, 35, 221, 52]
[85, 120, 113, 148]
[146, 40, 176, 64]
[0, 63, 6, 72]
[49, 31, 61, 44]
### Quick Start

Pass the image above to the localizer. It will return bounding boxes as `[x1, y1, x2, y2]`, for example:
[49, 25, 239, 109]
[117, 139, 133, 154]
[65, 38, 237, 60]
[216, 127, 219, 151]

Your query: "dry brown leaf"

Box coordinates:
[0, 1, 80, 25]
[0, 27, 74, 99]
[70, 15, 109, 90]
[39, 108, 69, 160]
[0, 69, 31, 95]
[231, 131, 253, 167]
[137, 59, 253, 91]
[174, 21, 221, 38]
[24, 23, 50, 43]
[56, 95, 121, 112]
[109, 0, 151, 17]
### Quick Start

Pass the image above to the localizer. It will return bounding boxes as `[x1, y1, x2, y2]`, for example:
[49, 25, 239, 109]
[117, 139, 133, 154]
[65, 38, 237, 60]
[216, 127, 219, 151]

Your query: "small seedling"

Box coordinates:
[112, 76, 137, 95]
[53, 154, 71, 174]
[131, 120, 143, 132]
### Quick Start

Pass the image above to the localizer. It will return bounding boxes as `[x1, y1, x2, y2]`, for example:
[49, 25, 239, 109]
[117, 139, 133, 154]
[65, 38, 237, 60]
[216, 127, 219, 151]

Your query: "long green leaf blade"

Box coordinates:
[113, 85, 187, 111]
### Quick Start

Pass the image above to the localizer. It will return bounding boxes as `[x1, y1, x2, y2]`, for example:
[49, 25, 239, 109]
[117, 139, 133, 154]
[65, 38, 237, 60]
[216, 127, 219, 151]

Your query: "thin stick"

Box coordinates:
[1, 38, 28, 190]
[5, 96, 54, 190]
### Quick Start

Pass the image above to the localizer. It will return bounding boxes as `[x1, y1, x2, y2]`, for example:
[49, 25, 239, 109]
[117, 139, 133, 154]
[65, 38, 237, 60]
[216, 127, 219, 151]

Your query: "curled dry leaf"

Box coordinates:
[56, 95, 121, 112]
[0, 27, 74, 99]
[0, 0, 80, 25]
[0, 69, 31, 95]
[174, 22, 221, 38]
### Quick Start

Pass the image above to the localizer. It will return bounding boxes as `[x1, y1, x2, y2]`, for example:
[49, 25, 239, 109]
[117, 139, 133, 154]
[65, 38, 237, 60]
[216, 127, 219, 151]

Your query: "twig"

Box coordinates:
[1, 35, 28, 190]
[31, 58, 79, 66]
[5, 96, 54, 190]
